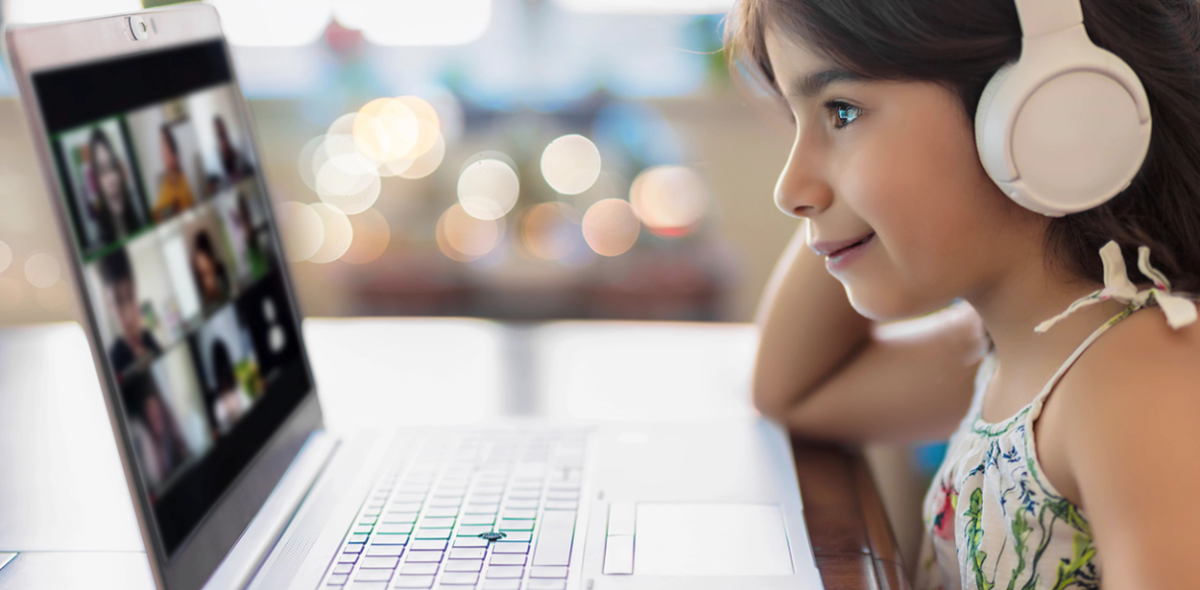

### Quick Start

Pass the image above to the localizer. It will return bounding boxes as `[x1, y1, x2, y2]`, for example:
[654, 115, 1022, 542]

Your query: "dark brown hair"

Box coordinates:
[728, 0, 1200, 293]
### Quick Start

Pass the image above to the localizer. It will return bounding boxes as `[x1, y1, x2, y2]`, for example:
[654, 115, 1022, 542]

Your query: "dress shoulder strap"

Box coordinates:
[1027, 240, 1200, 422]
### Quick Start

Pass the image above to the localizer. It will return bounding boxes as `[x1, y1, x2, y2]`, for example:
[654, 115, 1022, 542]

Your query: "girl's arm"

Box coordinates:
[754, 222, 986, 443]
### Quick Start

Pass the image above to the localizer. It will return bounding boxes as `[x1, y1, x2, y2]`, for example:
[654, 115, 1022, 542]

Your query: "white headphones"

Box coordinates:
[975, 0, 1153, 217]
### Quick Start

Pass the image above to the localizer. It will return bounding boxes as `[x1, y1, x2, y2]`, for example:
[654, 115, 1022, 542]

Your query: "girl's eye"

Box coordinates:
[826, 100, 863, 130]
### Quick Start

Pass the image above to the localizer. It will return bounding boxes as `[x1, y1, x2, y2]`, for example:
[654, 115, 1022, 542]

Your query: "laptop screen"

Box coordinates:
[32, 39, 311, 557]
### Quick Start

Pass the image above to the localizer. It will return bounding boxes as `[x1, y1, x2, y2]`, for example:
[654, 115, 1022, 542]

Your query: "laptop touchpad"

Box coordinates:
[633, 503, 794, 576]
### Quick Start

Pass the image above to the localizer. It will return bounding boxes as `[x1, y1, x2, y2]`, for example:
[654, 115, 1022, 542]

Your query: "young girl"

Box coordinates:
[730, 0, 1200, 588]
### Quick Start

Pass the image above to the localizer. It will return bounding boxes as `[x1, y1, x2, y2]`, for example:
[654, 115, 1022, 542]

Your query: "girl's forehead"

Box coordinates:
[765, 26, 837, 78]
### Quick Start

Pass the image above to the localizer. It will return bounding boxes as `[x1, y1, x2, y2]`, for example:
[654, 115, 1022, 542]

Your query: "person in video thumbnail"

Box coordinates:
[88, 128, 145, 244]
[100, 248, 162, 376]
[209, 339, 251, 435]
[214, 116, 254, 183]
[192, 229, 231, 308]
[126, 374, 190, 488]
[151, 124, 195, 221]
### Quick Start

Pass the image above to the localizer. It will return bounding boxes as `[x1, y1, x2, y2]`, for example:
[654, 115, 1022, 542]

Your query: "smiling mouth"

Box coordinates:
[830, 233, 875, 257]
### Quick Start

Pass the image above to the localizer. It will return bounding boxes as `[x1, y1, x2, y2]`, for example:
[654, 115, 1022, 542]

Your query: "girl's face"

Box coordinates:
[93, 143, 125, 212]
[194, 250, 219, 299]
[764, 27, 1048, 321]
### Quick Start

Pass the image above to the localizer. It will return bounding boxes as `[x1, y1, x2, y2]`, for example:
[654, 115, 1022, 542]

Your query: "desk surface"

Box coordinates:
[0, 319, 907, 589]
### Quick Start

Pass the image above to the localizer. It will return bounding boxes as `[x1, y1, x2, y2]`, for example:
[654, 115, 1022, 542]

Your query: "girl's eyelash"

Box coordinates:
[824, 100, 863, 130]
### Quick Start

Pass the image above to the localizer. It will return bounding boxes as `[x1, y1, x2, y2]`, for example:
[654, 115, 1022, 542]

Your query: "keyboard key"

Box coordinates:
[464, 503, 500, 514]
[502, 510, 537, 520]
[353, 525, 374, 535]
[485, 566, 524, 579]
[371, 535, 409, 546]
[449, 548, 485, 560]
[348, 582, 386, 590]
[493, 543, 529, 554]
[526, 580, 566, 590]
[333, 564, 354, 575]
[354, 569, 393, 582]
[498, 520, 534, 531]
[438, 572, 479, 585]
[407, 551, 444, 563]
[377, 524, 414, 535]
[529, 566, 568, 578]
[392, 575, 435, 588]
[506, 490, 540, 500]
[504, 499, 538, 510]
[382, 513, 419, 524]
[327, 574, 349, 586]
[400, 563, 439, 575]
[394, 494, 425, 503]
[480, 578, 518, 587]
[344, 544, 365, 554]
[489, 554, 526, 566]
[500, 531, 531, 542]
[546, 491, 578, 501]
[532, 511, 575, 567]
[418, 517, 456, 529]
[414, 529, 451, 540]
[543, 501, 577, 511]
[443, 559, 483, 573]
[423, 507, 458, 517]
[456, 526, 493, 536]
[367, 546, 404, 557]
[406, 538, 444, 551]
[459, 515, 495, 526]
[360, 557, 399, 569]
[390, 503, 424, 513]
[348, 534, 370, 544]
[337, 553, 359, 564]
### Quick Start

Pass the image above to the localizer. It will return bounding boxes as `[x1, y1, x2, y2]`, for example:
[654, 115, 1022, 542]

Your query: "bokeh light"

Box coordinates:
[582, 199, 640, 257]
[342, 208, 392, 265]
[437, 204, 504, 262]
[277, 201, 326, 262]
[298, 135, 325, 192]
[24, 253, 60, 288]
[394, 133, 446, 179]
[396, 96, 442, 158]
[0, 240, 12, 274]
[308, 203, 355, 264]
[316, 152, 381, 214]
[458, 159, 520, 221]
[629, 165, 710, 237]
[353, 98, 419, 163]
[541, 134, 602, 195]
[521, 202, 582, 261]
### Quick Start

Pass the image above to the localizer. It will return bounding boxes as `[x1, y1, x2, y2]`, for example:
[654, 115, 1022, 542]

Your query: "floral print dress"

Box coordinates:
[913, 241, 1200, 590]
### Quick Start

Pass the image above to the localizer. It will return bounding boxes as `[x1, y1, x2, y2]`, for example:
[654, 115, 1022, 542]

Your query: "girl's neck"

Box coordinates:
[964, 255, 1128, 392]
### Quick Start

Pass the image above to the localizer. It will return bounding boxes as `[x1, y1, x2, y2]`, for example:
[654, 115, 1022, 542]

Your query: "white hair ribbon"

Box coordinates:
[1034, 240, 1199, 333]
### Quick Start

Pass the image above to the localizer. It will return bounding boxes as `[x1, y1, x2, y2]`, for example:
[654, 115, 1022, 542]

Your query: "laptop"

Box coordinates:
[3, 5, 823, 590]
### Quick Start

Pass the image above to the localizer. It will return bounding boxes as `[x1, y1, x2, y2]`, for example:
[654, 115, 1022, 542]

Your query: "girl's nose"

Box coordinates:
[774, 138, 832, 219]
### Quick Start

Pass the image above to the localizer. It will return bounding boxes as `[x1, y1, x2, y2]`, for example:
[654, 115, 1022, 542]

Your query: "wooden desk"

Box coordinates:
[0, 319, 908, 589]
[795, 441, 911, 590]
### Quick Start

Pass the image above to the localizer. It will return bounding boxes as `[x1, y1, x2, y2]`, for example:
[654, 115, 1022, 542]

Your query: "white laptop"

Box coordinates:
[2, 5, 823, 590]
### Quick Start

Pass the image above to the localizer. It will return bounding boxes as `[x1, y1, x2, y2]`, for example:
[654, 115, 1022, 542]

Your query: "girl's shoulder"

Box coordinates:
[1053, 306, 1200, 480]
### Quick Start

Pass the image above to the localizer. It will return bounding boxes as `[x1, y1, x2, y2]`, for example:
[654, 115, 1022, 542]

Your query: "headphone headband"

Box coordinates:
[1014, 0, 1083, 38]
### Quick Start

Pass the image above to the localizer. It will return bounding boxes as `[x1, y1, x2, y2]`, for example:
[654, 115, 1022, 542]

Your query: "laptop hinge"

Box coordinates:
[200, 431, 340, 590]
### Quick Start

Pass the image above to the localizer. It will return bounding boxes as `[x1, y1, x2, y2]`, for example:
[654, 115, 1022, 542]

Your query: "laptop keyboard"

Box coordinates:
[323, 430, 589, 590]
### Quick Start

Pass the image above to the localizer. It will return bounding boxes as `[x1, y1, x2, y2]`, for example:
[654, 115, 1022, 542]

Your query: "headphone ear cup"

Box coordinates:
[975, 61, 1019, 187]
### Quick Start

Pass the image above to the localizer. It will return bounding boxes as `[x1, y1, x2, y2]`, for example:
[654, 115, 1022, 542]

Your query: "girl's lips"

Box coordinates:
[810, 232, 876, 257]
[825, 233, 875, 272]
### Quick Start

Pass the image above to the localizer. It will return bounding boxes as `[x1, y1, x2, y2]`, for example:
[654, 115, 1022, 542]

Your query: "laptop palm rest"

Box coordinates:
[607, 503, 794, 576]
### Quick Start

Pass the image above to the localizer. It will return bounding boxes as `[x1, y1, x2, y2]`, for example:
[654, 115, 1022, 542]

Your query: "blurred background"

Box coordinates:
[0, 0, 940, 573]
[0, 0, 803, 326]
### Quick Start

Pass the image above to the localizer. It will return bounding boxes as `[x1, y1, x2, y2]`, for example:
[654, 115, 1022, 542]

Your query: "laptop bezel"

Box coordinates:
[3, 5, 325, 589]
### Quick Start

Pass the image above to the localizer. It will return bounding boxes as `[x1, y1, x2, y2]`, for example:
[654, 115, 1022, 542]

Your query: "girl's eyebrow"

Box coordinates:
[788, 68, 861, 99]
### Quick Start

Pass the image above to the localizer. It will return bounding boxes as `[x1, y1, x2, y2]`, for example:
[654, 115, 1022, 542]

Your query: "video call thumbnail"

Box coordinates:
[58, 118, 151, 257]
